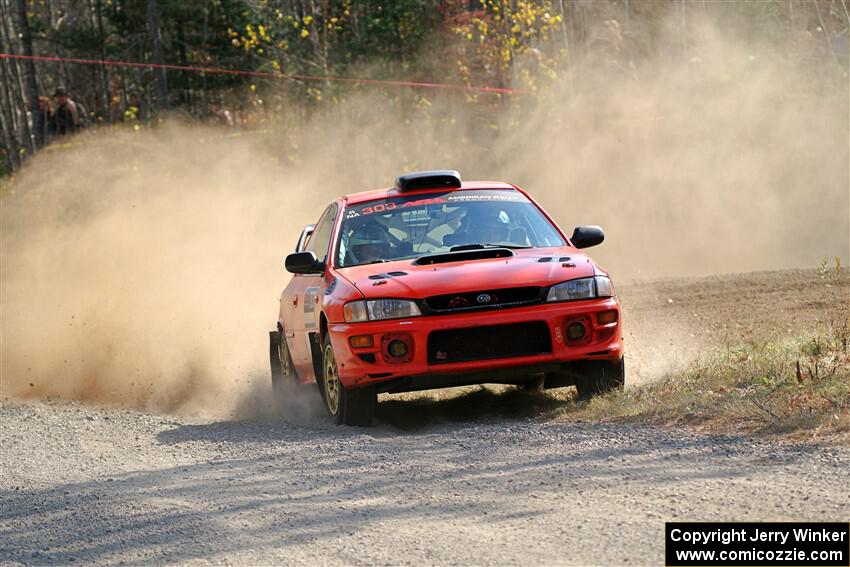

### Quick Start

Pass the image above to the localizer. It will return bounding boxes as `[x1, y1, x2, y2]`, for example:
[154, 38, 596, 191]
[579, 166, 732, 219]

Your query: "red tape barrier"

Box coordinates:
[0, 53, 522, 95]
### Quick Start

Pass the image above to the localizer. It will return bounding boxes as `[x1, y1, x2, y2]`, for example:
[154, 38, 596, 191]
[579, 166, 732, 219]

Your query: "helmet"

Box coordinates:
[348, 221, 390, 264]
[464, 206, 510, 244]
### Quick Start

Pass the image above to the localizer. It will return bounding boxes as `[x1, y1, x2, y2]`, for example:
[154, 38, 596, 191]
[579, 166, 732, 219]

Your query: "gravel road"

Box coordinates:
[2, 398, 849, 566]
[2, 269, 848, 565]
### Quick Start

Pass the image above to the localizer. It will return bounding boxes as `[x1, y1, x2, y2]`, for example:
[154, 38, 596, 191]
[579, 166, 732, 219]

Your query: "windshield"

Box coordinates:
[336, 189, 566, 267]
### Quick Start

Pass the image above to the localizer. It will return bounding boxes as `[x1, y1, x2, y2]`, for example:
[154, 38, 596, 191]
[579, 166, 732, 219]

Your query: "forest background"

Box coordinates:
[1, 0, 848, 175]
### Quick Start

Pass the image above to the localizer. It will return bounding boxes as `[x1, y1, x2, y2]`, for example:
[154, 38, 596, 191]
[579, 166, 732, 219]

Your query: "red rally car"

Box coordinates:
[270, 170, 624, 425]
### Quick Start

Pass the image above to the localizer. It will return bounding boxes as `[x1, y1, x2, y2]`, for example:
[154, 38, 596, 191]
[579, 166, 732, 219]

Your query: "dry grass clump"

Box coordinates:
[570, 320, 850, 441]
[371, 317, 849, 439]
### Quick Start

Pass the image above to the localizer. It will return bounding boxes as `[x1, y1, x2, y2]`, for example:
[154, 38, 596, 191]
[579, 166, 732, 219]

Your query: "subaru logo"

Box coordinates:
[476, 293, 492, 304]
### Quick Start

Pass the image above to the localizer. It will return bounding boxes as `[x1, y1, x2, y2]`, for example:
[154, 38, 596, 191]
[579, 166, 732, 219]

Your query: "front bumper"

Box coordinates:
[329, 297, 623, 390]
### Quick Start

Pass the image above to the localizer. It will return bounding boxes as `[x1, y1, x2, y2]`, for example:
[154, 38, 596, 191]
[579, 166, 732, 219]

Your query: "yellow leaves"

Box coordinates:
[241, 23, 262, 52]
[415, 96, 432, 110]
[327, 16, 344, 32]
[258, 24, 270, 42]
[453, 0, 566, 87]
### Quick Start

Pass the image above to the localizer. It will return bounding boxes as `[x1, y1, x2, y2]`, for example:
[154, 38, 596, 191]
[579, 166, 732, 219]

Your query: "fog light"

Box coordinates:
[597, 310, 618, 324]
[567, 322, 586, 340]
[349, 334, 374, 348]
[381, 333, 414, 363]
[388, 339, 408, 358]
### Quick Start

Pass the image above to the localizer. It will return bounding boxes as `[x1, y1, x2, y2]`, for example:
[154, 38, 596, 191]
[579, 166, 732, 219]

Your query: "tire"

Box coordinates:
[269, 330, 297, 393]
[575, 357, 625, 400]
[320, 333, 376, 426]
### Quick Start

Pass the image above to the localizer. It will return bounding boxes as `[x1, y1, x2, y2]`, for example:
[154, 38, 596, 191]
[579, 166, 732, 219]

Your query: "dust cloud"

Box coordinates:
[1, 12, 847, 414]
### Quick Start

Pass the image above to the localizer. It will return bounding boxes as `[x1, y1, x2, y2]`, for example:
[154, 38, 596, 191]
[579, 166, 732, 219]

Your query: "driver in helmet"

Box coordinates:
[347, 221, 392, 265]
[455, 206, 510, 246]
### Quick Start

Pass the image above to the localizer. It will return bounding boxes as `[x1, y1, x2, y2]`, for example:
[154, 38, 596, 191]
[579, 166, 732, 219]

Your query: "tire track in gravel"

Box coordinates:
[2, 398, 849, 566]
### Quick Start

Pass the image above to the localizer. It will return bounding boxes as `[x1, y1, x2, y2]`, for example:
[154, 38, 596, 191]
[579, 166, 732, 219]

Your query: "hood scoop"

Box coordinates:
[413, 248, 514, 266]
[368, 271, 408, 280]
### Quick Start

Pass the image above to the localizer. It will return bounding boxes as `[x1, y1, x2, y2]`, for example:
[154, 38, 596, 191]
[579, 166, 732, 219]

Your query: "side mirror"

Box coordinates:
[570, 225, 604, 249]
[285, 251, 325, 274]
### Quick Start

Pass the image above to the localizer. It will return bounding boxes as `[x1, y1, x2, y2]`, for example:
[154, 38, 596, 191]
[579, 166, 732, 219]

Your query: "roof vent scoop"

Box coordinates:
[395, 170, 461, 192]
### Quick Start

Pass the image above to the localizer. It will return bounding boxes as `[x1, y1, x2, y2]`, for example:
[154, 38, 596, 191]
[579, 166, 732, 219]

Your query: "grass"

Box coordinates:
[566, 318, 850, 442]
[377, 318, 849, 442]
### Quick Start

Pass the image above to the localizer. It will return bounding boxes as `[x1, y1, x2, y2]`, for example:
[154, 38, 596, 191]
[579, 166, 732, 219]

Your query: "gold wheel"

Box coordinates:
[280, 338, 291, 377]
[323, 343, 340, 415]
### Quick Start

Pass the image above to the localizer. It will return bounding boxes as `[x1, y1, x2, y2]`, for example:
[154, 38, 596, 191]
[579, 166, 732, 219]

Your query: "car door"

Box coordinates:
[285, 204, 338, 379]
[279, 223, 316, 354]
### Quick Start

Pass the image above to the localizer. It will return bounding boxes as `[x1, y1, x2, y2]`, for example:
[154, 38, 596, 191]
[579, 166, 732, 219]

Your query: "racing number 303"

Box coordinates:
[360, 202, 397, 215]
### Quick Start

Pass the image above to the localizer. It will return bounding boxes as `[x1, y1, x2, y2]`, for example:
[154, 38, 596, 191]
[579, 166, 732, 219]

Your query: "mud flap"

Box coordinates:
[309, 332, 324, 397]
[269, 330, 283, 387]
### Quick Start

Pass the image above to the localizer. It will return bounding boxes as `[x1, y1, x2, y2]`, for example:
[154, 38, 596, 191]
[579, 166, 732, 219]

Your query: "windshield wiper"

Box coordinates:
[449, 243, 531, 252]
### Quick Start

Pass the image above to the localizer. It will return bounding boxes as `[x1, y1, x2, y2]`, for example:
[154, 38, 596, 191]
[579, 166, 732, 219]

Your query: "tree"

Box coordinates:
[147, 0, 169, 110]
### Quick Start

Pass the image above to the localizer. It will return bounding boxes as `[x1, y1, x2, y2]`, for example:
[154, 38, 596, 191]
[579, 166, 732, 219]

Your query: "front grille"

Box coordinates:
[424, 286, 542, 313]
[428, 321, 552, 364]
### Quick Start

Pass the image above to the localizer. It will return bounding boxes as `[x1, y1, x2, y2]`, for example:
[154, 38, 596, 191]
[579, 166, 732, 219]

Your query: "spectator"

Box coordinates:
[52, 86, 87, 135]
[37, 96, 53, 145]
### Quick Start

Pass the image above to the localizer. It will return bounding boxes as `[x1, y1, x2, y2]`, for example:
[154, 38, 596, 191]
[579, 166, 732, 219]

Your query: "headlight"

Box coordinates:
[343, 299, 422, 322]
[546, 276, 613, 303]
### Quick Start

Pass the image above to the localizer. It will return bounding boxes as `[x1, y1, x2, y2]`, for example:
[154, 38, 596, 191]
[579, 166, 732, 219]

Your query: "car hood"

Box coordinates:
[336, 248, 600, 299]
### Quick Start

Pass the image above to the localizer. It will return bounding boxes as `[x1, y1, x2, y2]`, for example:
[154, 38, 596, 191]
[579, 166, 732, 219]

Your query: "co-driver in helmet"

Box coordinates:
[347, 220, 392, 265]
